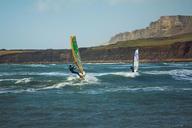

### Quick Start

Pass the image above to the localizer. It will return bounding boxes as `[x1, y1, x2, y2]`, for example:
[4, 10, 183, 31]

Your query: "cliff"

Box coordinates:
[1, 15, 192, 63]
[109, 15, 192, 44]
[1, 37, 192, 63]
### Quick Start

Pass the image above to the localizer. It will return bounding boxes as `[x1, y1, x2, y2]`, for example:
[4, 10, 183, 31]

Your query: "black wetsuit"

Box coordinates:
[69, 65, 81, 77]
[130, 66, 134, 72]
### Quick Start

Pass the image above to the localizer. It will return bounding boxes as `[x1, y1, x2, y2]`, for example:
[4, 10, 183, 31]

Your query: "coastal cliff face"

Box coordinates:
[1, 15, 192, 63]
[109, 16, 192, 44]
[80, 41, 192, 63]
[1, 41, 192, 63]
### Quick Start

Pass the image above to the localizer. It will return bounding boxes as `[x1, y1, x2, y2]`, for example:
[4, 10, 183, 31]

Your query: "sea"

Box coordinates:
[0, 63, 192, 128]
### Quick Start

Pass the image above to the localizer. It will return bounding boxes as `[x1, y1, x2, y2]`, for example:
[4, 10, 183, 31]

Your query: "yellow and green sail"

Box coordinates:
[70, 36, 84, 75]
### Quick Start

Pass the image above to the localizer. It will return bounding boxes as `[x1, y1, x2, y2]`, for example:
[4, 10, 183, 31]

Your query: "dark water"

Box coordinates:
[0, 63, 192, 128]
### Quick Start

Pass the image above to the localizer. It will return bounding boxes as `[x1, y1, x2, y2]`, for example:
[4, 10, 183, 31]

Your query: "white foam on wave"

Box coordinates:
[1, 85, 192, 94]
[49, 64, 56, 66]
[86, 63, 123, 65]
[0, 72, 68, 76]
[77, 86, 192, 95]
[0, 88, 37, 94]
[182, 88, 192, 91]
[103, 86, 167, 93]
[144, 69, 192, 82]
[91, 72, 139, 78]
[43, 81, 72, 89]
[15, 78, 32, 84]
[0, 79, 18, 82]
[66, 74, 99, 85]
[163, 63, 192, 67]
[170, 69, 192, 82]
[112, 72, 139, 78]
[39, 72, 68, 76]
[25, 64, 48, 67]
[144, 70, 169, 75]
[42, 74, 99, 90]
[77, 86, 167, 95]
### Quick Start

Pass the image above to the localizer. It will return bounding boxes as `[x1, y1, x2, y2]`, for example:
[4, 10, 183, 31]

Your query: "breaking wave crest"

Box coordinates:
[144, 69, 192, 82]
[42, 74, 99, 90]
[0, 88, 37, 94]
[91, 72, 139, 78]
[0, 72, 68, 76]
[0, 79, 18, 82]
[70, 86, 192, 95]
[24, 64, 48, 67]
[1, 86, 192, 94]
[0, 78, 32, 83]
[15, 78, 32, 84]
[39, 72, 68, 76]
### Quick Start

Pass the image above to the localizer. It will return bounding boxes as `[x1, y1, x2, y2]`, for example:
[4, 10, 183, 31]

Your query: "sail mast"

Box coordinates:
[70, 36, 84, 75]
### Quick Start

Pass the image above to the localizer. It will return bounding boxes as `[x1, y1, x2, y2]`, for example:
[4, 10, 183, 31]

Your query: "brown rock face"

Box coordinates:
[1, 41, 192, 64]
[109, 16, 192, 44]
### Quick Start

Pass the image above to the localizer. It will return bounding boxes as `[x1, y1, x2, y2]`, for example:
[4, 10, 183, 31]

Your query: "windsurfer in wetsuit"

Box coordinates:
[130, 66, 134, 72]
[68, 64, 81, 78]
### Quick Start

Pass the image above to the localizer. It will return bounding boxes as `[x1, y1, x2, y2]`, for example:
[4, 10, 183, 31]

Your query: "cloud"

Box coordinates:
[34, 0, 145, 13]
[35, 0, 69, 12]
[106, 0, 144, 5]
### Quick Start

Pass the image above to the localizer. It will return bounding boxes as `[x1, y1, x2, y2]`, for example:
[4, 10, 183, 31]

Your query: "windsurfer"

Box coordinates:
[68, 64, 83, 78]
[130, 66, 134, 72]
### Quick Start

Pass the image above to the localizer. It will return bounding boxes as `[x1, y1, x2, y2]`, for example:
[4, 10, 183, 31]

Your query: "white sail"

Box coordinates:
[133, 49, 139, 72]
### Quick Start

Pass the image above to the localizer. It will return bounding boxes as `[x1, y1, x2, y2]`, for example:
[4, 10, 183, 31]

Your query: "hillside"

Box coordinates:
[1, 33, 192, 63]
[109, 15, 192, 44]
[1, 15, 192, 63]
[99, 32, 192, 49]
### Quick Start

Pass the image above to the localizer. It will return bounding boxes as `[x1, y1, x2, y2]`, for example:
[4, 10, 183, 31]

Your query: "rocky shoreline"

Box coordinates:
[1, 41, 192, 64]
[1, 16, 192, 64]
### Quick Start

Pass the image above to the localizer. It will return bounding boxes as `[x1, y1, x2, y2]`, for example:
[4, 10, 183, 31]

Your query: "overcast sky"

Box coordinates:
[0, 0, 192, 49]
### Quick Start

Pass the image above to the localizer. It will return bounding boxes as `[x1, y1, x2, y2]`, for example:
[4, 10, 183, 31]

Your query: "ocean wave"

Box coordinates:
[86, 63, 125, 65]
[43, 81, 72, 89]
[143, 70, 170, 75]
[49, 64, 56, 66]
[0, 79, 18, 82]
[42, 74, 99, 90]
[171, 69, 192, 82]
[0, 71, 139, 78]
[90, 72, 139, 78]
[97, 86, 167, 94]
[1, 86, 192, 94]
[0, 88, 36, 94]
[144, 69, 192, 82]
[24, 64, 48, 67]
[15, 78, 32, 84]
[77, 86, 192, 95]
[0, 72, 68, 76]
[163, 62, 192, 67]
[39, 72, 68, 76]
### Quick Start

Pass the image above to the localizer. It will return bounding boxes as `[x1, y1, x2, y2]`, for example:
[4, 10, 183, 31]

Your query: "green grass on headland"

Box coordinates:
[1, 32, 192, 55]
[0, 50, 30, 56]
[100, 32, 192, 49]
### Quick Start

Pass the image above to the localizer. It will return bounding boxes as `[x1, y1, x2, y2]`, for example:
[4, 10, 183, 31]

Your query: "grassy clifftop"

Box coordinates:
[1, 32, 192, 63]
[0, 50, 28, 56]
[96, 32, 192, 49]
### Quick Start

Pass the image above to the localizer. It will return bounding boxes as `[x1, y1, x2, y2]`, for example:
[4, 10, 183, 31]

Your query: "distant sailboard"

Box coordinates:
[70, 35, 85, 79]
[133, 49, 139, 72]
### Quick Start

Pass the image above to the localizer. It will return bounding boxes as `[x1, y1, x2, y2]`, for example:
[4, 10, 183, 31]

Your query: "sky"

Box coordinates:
[0, 0, 192, 49]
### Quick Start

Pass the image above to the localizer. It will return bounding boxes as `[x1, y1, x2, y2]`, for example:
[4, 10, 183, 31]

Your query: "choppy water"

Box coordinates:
[0, 63, 192, 128]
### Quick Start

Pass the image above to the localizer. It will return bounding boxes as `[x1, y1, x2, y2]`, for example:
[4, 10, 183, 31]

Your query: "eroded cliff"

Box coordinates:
[109, 16, 192, 44]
